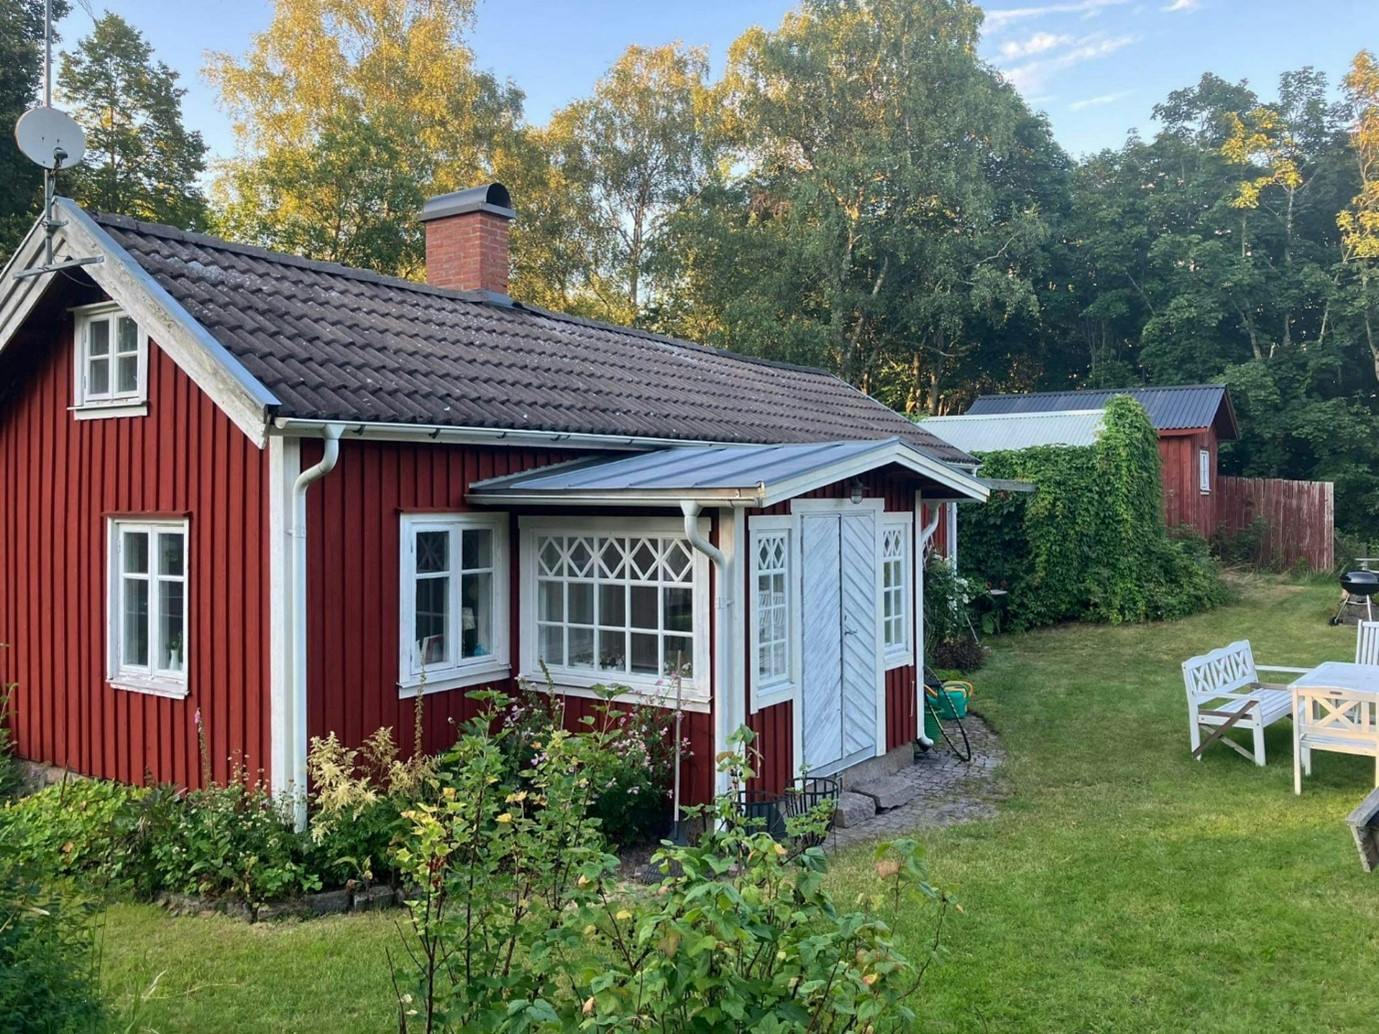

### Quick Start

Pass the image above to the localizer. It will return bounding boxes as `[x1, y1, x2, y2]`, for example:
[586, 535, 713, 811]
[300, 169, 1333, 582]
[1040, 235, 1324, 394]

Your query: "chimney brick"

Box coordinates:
[419, 183, 515, 299]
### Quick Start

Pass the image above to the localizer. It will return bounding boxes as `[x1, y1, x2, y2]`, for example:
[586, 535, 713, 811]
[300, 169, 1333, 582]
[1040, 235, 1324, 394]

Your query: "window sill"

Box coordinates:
[110, 675, 188, 699]
[398, 661, 512, 698]
[751, 682, 795, 713]
[519, 671, 710, 713]
[884, 650, 914, 671]
[73, 402, 148, 421]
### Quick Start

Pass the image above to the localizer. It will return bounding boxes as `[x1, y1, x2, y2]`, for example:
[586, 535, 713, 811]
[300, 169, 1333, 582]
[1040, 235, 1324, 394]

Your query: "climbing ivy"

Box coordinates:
[958, 397, 1227, 629]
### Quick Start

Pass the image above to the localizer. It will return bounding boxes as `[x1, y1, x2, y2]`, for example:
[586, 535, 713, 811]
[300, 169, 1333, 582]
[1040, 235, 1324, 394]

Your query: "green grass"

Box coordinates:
[99, 577, 1378, 1031]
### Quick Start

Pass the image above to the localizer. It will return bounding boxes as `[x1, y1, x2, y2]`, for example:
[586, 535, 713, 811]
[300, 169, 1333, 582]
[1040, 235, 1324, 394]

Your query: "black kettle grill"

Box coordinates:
[1331, 569, 1379, 625]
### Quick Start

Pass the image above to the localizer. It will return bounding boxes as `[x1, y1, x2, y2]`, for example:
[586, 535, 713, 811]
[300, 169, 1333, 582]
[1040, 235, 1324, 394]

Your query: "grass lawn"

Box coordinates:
[100, 576, 1378, 1032]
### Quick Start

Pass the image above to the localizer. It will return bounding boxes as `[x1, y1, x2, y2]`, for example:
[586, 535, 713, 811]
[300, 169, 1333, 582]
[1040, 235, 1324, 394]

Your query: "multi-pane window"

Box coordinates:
[881, 518, 911, 664]
[109, 519, 188, 695]
[533, 532, 696, 685]
[752, 529, 791, 689]
[400, 514, 507, 691]
[76, 305, 146, 409]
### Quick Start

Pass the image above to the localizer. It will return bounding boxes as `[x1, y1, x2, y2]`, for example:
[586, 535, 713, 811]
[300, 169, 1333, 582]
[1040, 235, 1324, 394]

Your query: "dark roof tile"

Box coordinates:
[93, 212, 972, 464]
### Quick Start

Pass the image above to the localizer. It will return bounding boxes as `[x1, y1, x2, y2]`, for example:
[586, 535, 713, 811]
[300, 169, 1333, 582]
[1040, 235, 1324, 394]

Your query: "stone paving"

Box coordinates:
[826, 711, 1007, 851]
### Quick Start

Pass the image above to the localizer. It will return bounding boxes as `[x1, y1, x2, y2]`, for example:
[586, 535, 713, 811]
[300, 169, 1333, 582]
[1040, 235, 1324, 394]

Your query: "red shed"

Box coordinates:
[0, 188, 987, 822]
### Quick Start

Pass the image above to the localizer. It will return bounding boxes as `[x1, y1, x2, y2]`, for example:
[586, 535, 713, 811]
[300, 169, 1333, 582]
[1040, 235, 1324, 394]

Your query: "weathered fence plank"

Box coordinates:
[1216, 476, 1334, 572]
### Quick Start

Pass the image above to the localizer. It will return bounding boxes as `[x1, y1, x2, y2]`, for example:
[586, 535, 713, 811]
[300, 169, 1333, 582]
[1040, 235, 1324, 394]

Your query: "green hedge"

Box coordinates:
[958, 396, 1226, 629]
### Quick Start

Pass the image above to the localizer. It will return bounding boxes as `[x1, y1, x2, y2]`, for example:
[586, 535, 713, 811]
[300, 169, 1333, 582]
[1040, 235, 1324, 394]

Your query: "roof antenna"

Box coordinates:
[13, 0, 100, 280]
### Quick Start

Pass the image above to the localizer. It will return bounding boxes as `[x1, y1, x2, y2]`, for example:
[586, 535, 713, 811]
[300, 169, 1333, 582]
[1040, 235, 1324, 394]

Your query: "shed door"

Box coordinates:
[801, 510, 878, 774]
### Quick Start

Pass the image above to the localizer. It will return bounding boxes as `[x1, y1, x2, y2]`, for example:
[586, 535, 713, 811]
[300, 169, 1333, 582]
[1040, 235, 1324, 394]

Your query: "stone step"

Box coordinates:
[850, 773, 920, 812]
[833, 790, 877, 829]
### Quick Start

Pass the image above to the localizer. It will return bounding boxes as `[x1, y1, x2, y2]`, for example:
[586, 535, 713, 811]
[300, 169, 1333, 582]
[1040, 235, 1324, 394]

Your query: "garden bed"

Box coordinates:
[156, 882, 401, 923]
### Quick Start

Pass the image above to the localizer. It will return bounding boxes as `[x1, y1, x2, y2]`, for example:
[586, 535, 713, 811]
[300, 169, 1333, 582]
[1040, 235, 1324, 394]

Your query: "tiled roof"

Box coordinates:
[966, 385, 1237, 439]
[92, 213, 972, 464]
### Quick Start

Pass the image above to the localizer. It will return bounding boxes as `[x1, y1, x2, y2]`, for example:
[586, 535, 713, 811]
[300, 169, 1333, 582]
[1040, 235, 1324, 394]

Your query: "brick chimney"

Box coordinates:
[420, 183, 515, 301]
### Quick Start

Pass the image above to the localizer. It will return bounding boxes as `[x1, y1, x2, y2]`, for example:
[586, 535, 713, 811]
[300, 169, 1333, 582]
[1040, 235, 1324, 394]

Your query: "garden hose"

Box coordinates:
[923, 682, 973, 763]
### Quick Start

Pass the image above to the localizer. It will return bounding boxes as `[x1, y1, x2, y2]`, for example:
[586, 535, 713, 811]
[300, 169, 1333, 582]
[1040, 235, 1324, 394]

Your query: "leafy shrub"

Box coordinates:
[960, 396, 1226, 629]
[923, 558, 984, 669]
[0, 853, 107, 1033]
[0, 681, 20, 801]
[0, 778, 142, 888]
[498, 676, 683, 847]
[393, 722, 949, 1032]
[154, 778, 319, 904]
[307, 716, 435, 886]
[931, 636, 985, 672]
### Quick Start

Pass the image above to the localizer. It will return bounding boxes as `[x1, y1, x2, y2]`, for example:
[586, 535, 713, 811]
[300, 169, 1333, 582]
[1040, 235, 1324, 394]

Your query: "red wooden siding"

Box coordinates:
[1216, 476, 1335, 571]
[301, 439, 717, 805]
[1158, 429, 1217, 537]
[745, 468, 920, 795]
[0, 311, 269, 787]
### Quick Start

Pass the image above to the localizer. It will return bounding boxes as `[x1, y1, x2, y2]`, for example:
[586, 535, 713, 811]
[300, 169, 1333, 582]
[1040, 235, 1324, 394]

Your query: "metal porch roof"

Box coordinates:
[467, 438, 988, 508]
[918, 409, 1105, 453]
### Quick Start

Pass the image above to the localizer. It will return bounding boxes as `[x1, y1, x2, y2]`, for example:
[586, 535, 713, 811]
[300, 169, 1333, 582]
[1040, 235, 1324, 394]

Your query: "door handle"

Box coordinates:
[843, 626, 858, 636]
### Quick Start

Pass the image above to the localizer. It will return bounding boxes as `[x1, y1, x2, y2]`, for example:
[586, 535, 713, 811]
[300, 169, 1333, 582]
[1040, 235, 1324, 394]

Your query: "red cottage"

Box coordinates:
[0, 185, 987, 821]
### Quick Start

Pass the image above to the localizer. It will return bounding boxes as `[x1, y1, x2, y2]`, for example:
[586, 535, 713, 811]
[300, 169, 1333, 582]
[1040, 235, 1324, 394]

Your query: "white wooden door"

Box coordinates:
[800, 510, 879, 774]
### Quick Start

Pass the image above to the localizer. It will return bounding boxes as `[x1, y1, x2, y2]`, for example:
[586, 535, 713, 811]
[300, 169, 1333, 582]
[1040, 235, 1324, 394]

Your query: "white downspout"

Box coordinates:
[289, 424, 343, 829]
[915, 502, 944, 749]
[680, 500, 734, 798]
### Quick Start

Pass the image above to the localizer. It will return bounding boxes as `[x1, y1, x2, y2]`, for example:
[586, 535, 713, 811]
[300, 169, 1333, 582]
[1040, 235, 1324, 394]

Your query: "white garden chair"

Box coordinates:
[1182, 641, 1307, 765]
[1356, 622, 1379, 666]
[1293, 685, 1379, 795]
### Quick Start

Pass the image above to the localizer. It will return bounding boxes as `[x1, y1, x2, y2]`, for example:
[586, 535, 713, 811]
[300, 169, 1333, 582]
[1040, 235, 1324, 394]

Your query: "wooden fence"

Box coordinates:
[1215, 476, 1334, 572]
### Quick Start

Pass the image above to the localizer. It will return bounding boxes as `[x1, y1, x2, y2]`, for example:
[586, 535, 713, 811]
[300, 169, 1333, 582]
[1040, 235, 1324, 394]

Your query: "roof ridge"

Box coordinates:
[92, 211, 849, 384]
[974, 383, 1224, 401]
[923, 408, 1106, 420]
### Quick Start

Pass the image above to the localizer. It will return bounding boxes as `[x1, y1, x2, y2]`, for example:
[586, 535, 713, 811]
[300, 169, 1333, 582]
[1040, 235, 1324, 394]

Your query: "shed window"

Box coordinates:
[108, 519, 188, 697]
[75, 304, 146, 412]
[521, 518, 709, 704]
[399, 514, 509, 695]
[1199, 448, 1211, 495]
[751, 524, 794, 694]
[881, 515, 913, 667]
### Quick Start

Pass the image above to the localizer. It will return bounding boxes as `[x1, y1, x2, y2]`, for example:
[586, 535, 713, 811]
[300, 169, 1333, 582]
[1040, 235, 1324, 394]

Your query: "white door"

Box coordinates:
[801, 510, 879, 774]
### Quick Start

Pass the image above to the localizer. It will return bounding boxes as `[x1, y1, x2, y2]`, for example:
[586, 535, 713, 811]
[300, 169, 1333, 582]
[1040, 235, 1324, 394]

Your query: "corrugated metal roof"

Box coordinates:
[468, 438, 988, 506]
[966, 385, 1237, 439]
[918, 410, 1104, 453]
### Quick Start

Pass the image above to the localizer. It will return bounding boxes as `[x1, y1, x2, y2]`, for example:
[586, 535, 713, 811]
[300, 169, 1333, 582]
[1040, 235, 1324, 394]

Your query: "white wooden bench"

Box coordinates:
[1182, 641, 1307, 766]
[1292, 662, 1379, 795]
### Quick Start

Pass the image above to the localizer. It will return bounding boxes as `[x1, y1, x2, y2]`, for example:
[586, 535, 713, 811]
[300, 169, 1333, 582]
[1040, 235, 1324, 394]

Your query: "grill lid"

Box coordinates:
[1341, 570, 1379, 596]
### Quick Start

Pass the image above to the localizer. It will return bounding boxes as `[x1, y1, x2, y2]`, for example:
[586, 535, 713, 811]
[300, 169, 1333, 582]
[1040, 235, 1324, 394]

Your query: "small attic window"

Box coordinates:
[73, 302, 147, 416]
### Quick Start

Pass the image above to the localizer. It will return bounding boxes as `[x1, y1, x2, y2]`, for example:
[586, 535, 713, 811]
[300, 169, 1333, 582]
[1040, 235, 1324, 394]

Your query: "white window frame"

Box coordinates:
[72, 302, 149, 417]
[1199, 447, 1212, 495]
[749, 515, 799, 712]
[518, 516, 711, 711]
[107, 518, 189, 698]
[880, 512, 914, 669]
[398, 512, 510, 697]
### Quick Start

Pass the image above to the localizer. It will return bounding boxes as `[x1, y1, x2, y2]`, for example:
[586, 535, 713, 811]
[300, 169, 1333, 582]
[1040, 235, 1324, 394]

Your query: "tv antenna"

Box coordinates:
[13, 0, 100, 280]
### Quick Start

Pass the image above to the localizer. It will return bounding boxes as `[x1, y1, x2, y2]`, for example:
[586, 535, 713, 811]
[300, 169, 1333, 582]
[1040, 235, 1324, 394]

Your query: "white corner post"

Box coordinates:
[274, 425, 343, 830]
[915, 493, 943, 746]
[680, 500, 742, 798]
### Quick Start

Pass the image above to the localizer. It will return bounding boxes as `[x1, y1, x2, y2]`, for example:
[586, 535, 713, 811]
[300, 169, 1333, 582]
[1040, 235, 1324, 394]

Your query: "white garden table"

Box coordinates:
[1290, 662, 1379, 794]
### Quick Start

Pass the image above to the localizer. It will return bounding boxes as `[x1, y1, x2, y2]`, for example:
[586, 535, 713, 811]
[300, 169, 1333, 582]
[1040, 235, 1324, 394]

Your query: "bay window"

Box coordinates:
[521, 517, 709, 705]
[399, 513, 509, 694]
[108, 519, 188, 697]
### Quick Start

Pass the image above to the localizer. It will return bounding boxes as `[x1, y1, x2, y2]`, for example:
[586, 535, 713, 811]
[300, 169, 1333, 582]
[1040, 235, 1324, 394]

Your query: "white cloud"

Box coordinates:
[1069, 90, 1133, 110]
[985, 0, 1131, 32]
[1002, 33, 1139, 93]
[1162, 0, 1198, 10]
[999, 31, 1073, 59]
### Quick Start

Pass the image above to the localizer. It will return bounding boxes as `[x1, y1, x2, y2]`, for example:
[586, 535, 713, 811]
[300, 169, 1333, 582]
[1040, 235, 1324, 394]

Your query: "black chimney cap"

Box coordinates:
[420, 183, 514, 222]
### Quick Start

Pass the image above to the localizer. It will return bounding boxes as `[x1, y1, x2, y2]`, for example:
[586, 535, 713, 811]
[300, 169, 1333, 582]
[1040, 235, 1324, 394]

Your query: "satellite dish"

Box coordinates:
[15, 105, 84, 170]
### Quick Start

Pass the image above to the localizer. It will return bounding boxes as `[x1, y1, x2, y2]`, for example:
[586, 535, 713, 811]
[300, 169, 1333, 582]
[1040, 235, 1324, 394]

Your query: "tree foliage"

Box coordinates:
[0, 0, 69, 254]
[58, 13, 207, 227]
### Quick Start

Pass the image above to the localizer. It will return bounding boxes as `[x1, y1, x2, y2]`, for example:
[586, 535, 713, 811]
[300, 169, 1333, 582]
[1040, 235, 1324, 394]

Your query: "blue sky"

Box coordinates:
[54, 0, 1379, 162]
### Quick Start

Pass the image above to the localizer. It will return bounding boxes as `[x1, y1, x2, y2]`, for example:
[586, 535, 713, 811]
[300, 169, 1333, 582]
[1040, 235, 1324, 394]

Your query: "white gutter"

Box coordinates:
[680, 500, 726, 566]
[288, 424, 343, 829]
[914, 504, 944, 749]
[679, 501, 737, 798]
[275, 416, 732, 453]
